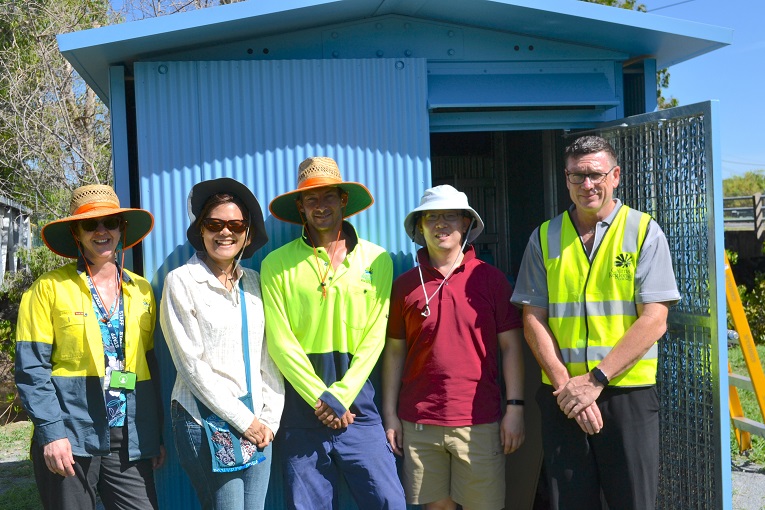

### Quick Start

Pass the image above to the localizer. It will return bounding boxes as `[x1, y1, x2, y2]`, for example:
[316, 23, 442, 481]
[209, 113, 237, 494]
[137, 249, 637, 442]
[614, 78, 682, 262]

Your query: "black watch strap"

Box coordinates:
[591, 367, 610, 386]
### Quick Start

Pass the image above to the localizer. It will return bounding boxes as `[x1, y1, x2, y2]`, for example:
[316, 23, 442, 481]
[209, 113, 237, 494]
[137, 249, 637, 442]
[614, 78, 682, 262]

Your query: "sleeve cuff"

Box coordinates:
[34, 420, 68, 446]
[320, 390, 348, 418]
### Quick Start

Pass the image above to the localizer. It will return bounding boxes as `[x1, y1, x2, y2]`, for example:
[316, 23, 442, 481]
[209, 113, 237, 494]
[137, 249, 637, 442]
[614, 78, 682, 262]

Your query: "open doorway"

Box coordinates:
[430, 130, 559, 282]
[430, 129, 562, 510]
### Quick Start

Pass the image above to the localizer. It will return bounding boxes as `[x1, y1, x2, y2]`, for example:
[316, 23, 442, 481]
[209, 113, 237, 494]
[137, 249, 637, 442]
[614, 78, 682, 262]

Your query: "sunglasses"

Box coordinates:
[202, 218, 249, 233]
[79, 217, 123, 232]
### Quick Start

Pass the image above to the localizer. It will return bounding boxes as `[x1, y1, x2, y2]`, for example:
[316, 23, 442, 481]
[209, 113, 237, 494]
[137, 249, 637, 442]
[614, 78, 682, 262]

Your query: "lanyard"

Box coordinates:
[86, 274, 125, 363]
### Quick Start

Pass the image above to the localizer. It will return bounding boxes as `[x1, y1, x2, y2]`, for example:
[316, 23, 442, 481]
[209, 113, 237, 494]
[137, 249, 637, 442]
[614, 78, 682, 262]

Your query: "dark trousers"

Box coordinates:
[536, 384, 660, 510]
[31, 439, 158, 510]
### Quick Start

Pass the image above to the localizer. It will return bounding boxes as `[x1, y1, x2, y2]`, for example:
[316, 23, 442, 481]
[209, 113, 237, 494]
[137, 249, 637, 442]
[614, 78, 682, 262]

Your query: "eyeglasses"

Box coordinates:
[202, 218, 249, 233]
[422, 212, 466, 223]
[565, 166, 617, 185]
[79, 217, 123, 232]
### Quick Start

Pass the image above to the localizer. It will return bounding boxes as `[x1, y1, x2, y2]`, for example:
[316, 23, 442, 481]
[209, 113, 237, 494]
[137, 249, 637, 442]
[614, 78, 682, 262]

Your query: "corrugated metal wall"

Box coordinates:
[133, 58, 430, 509]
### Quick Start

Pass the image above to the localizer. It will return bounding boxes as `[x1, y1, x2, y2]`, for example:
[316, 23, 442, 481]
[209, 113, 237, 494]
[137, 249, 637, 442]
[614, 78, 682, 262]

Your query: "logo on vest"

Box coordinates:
[610, 253, 634, 281]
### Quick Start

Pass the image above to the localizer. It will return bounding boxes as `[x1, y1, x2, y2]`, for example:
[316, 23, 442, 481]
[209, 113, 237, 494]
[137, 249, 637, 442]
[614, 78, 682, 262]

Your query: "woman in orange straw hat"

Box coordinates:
[15, 184, 164, 510]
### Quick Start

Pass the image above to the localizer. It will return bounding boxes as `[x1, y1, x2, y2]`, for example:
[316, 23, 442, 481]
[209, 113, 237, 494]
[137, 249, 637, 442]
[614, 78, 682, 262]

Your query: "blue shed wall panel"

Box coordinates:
[133, 58, 430, 509]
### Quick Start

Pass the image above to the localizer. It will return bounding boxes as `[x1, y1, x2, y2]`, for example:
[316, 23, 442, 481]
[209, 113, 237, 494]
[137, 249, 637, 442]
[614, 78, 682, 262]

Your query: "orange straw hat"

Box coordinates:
[268, 156, 374, 224]
[41, 184, 154, 258]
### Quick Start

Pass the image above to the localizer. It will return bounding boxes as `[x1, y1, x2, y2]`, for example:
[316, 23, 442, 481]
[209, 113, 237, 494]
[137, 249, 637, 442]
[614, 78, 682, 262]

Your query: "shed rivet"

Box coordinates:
[447, 49, 455, 56]
[158, 65, 168, 74]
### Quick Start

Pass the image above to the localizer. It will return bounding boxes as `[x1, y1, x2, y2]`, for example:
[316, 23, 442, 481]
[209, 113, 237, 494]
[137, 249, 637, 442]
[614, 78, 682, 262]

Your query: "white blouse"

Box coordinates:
[160, 253, 284, 435]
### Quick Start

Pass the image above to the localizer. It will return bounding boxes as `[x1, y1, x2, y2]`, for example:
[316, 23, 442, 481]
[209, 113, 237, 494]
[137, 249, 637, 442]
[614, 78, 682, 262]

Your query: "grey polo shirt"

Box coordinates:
[511, 200, 681, 309]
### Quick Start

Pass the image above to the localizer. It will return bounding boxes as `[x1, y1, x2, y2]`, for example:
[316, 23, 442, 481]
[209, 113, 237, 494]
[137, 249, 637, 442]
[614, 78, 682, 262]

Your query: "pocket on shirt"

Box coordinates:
[52, 311, 87, 360]
[344, 283, 373, 331]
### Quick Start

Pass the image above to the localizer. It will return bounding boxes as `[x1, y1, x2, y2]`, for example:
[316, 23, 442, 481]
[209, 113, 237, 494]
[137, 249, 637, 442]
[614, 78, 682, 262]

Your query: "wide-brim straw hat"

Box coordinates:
[268, 157, 374, 225]
[41, 184, 154, 259]
[186, 177, 268, 259]
[404, 185, 484, 246]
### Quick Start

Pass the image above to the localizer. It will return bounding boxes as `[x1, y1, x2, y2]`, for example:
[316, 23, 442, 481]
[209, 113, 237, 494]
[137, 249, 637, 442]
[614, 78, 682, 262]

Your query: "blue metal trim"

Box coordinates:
[643, 58, 658, 113]
[109, 66, 135, 270]
[709, 99, 733, 510]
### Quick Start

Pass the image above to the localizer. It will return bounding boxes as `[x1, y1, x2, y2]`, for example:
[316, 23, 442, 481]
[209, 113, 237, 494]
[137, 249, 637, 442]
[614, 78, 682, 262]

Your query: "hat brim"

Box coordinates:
[42, 209, 154, 259]
[268, 183, 374, 225]
[404, 204, 485, 246]
[186, 177, 268, 259]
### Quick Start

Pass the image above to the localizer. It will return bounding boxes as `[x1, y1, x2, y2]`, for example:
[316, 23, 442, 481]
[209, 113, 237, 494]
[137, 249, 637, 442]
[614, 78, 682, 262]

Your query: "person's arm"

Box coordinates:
[382, 336, 407, 455]
[260, 257, 334, 410]
[159, 270, 255, 434]
[321, 250, 394, 417]
[523, 304, 603, 434]
[554, 301, 669, 418]
[499, 328, 525, 454]
[14, 274, 75, 476]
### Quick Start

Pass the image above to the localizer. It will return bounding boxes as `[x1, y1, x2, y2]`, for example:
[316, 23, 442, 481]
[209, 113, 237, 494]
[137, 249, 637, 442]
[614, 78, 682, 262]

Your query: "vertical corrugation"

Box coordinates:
[133, 58, 429, 510]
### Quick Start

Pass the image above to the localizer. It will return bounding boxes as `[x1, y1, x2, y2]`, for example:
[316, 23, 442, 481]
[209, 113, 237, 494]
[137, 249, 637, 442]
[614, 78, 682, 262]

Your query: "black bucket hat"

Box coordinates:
[186, 177, 268, 259]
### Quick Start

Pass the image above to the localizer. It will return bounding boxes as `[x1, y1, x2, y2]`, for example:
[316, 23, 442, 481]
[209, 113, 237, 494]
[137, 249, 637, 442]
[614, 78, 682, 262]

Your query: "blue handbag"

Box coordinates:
[195, 284, 266, 473]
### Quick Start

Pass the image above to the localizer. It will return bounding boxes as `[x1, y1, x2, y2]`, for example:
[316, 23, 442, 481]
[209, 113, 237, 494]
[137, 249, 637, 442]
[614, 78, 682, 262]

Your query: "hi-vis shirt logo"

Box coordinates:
[361, 267, 373, 284]
[610, 253, 635, 281]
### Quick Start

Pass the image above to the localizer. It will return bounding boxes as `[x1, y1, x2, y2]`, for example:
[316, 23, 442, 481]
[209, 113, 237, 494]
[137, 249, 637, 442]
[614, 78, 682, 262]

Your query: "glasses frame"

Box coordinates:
[565, 165, 617, 185]
[201, 218, 249, 233]
[79, 216, 123, 232]
[421, 211, 468, 223]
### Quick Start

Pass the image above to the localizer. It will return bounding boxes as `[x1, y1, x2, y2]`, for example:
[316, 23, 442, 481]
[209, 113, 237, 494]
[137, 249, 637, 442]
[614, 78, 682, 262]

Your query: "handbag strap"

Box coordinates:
[239, 282, 252, 404]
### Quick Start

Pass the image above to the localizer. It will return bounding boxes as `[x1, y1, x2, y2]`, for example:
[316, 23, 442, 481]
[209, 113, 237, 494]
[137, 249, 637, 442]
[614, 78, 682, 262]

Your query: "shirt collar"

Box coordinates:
[77, 256, 133, 284]
[300, 220, 359, 252]
[567, 198, 623, 227]
[187, 252, 243, 286]
[417, 244, 476, 271]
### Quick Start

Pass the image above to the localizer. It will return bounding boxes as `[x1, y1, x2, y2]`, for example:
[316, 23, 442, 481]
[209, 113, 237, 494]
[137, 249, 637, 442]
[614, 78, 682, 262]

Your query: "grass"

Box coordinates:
[0, 420, 41, 510]
[728, 342, 765, 466]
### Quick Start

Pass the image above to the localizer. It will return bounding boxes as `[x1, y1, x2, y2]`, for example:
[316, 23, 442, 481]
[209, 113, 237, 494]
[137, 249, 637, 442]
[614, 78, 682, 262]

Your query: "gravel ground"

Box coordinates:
[732, 459, 765, 510]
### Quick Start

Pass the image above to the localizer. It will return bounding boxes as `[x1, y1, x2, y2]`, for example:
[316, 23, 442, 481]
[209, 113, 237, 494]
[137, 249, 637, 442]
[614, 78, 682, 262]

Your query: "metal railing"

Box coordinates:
[724, 193, 765, 239]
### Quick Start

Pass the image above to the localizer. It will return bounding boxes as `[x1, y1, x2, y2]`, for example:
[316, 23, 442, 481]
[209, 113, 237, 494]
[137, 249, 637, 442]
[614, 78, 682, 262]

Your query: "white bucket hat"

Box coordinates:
[404, 185, 484, 246]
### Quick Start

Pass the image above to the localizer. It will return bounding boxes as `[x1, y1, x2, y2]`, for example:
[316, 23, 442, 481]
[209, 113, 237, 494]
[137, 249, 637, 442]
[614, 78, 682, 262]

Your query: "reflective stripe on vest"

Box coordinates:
[540, 206, 655, 386]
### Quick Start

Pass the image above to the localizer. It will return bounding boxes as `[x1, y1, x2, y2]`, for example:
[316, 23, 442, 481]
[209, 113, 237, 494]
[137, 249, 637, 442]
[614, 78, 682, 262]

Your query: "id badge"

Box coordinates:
[109, 370, 136, 390]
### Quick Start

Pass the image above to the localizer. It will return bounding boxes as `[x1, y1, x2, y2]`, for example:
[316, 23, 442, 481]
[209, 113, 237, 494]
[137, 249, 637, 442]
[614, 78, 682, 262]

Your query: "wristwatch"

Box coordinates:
[591, 367, 610, 387]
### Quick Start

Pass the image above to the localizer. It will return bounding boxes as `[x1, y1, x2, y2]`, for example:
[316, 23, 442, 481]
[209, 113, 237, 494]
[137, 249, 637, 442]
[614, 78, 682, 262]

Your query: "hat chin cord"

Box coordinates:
[417, 217, 475, 317]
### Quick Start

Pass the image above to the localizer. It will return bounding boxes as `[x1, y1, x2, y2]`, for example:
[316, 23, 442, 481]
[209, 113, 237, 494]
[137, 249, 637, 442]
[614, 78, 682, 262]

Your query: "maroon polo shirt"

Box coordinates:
[387, 245, 522, 426]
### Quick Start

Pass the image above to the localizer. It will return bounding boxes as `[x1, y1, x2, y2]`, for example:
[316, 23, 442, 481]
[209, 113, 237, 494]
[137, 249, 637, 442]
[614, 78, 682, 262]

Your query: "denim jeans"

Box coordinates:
[171, 401, 272, 510]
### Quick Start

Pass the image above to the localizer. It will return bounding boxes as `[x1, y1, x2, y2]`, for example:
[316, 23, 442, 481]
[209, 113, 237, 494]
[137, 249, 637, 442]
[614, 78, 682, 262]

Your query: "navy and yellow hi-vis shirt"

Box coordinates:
[261, 222, 393, 428]
[15, 261, 162, 460]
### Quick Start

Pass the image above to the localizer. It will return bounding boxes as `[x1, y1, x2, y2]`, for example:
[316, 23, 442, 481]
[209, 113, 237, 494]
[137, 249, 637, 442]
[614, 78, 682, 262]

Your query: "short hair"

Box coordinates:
[564, 136, 617, 164]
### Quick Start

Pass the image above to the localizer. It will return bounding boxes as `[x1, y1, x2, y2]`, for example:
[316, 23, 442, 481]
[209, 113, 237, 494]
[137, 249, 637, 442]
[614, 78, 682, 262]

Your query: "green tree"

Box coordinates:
[723, 170, 765, 198]
[0, 0, 113, 223]
[580, 0, 678, 109]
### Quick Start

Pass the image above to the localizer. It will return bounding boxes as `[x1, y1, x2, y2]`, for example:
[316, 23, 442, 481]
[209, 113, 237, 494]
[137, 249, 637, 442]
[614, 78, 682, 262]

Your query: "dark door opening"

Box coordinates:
[430, 130, 554, 282]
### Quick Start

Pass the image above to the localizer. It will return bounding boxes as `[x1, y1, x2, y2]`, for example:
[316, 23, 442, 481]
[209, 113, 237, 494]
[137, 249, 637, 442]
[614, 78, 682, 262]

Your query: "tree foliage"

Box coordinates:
[723, 170, 765, 198]
[111, 0, 243, 22]
[0, 0, 113, 224]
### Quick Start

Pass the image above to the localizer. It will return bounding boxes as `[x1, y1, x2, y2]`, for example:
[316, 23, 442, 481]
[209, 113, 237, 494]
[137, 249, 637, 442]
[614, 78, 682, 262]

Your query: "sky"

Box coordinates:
[648, 0, 765, 179]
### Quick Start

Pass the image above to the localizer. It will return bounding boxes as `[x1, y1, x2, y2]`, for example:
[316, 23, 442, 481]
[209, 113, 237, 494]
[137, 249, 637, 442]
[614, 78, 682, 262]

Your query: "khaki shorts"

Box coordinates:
[402, 420, 505, 510]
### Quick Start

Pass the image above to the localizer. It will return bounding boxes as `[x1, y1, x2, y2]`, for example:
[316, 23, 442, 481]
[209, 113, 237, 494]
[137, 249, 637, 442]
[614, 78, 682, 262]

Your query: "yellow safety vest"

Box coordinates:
[540, 205, 655, 386]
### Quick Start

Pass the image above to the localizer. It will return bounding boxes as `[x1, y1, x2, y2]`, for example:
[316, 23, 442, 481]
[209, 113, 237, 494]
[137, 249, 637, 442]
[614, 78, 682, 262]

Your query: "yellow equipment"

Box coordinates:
[725, 251, 765, 451]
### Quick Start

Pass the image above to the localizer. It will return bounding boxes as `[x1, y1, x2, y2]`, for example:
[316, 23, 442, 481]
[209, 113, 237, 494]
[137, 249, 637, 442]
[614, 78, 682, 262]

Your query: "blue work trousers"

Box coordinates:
[280, 423, 406, 510]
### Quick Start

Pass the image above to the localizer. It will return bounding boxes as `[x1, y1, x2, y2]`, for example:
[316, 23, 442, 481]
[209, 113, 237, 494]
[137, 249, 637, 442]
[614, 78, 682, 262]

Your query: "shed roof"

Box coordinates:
[58, 0, 732, 104]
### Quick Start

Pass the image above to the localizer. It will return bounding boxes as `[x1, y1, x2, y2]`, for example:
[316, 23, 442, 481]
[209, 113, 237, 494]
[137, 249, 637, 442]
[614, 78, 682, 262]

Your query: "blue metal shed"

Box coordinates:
[58, 1, 733, 508]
